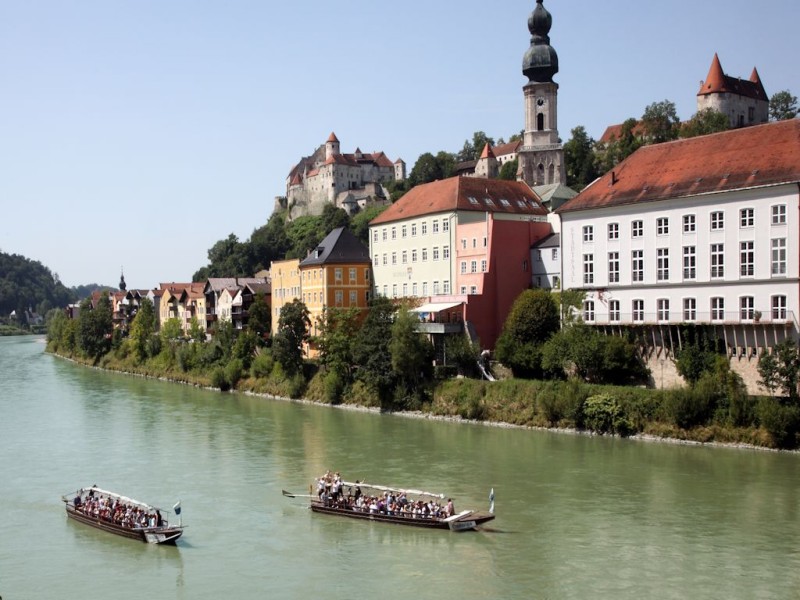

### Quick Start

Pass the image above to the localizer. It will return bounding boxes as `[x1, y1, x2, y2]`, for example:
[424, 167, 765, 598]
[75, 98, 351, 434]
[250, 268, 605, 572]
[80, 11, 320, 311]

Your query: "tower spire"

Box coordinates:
[522, 0, 559, 83]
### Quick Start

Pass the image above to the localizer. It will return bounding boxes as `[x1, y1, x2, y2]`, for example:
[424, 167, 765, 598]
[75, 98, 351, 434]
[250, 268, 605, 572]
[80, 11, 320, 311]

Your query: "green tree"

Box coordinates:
[498, 158, 518, 181]
[563, 125, 598, 190]
[679, 108, 729, 138]
[641, 100, 680, 143]
[160, 318, 183, 343]
[285, 215, 325, 259]
[769, 90, 798, 121]
[320, 203, 350, 235]
[495, 289, 560, 378]
[595, 118, 642, 174]
[77, 296, 113, 360]
[758, 340, 800, 403]
[249, 211, 291, 272]
[198, 233, 250, 279]
[457, 131, 495, 162]
[351, 204, 388, 245]
[129, 297, 156, 362]
[408, 151, 456, 186]
[353, 296, 397, 399]
[272, 299, 310, 375]
[315, 306, 362, 400]
[389, 307, 434, 406]
[247, 293, 271, 342]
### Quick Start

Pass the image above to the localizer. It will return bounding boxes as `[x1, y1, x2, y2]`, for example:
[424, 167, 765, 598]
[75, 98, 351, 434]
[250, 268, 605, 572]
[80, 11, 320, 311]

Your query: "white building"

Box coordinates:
[556, 120, 800, 355]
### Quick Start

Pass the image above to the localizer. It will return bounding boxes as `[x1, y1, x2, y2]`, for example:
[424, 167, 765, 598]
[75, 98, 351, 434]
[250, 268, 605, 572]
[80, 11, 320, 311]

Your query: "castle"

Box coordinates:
[283, 132, 405, 219]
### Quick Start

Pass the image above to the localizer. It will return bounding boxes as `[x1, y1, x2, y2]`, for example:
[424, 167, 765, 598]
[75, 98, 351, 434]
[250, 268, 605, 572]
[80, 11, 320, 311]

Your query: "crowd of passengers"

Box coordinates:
[316, 472, 455, 519]
[72, 488, 165, 529]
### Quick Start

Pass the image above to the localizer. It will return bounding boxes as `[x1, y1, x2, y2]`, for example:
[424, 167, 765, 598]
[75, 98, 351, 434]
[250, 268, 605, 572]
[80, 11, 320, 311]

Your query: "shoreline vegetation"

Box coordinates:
[46, 347, 790, 454]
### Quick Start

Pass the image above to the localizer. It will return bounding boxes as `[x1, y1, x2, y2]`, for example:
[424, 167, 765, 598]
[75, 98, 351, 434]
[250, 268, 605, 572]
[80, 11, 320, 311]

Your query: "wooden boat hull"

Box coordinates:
[65, 505, 183, 544]
[310, 502, 494, 531]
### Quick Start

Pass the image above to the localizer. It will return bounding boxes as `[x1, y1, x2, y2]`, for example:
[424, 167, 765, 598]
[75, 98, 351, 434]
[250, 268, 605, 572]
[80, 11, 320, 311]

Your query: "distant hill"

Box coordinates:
[0, 252, 79, 321]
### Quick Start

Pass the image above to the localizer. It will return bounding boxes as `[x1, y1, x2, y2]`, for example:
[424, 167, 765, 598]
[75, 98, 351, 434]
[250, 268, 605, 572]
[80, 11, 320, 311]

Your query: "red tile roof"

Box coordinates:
[492, 140, 521, 157]
[370, 176, 547, 225]
[557, 120, 800, 214]
[479, 143, 496, 159]
[327, 132, 339, 143]
[697, 53, 768, 101]
[598, 121, 645, 144]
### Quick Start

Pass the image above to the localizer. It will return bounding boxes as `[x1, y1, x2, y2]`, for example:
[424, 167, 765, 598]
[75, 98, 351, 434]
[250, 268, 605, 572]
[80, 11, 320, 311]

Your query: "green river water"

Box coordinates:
[1, 336, 799, 599]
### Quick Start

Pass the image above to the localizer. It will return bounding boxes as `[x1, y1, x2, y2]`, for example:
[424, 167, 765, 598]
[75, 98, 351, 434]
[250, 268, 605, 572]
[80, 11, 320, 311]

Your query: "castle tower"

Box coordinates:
[518, 0, 565, 187]
[696, 54, 769, 128]
[475, 143, 499, 178]
[119, 269, 127, 292]
[325, 132, 340, 161]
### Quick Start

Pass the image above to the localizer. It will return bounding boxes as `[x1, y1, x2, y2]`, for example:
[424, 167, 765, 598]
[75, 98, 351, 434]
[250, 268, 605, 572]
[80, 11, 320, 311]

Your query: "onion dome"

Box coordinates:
[522, 0, 559, 83]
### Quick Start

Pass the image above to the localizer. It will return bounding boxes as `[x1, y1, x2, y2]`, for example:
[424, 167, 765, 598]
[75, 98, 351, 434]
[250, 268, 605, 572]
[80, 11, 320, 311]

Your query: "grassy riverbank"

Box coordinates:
[51, 347, 791, 451]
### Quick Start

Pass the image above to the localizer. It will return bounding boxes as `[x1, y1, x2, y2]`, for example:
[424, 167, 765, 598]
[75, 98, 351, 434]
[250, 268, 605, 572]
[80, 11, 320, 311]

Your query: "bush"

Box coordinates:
[210, 366, 230, 391]
[757, 397, 800, 449]
[324, 370, 345, 404]
[225, 358, 244, 388]
[583, 394, 626, 434]
[250, 350, 275, 379]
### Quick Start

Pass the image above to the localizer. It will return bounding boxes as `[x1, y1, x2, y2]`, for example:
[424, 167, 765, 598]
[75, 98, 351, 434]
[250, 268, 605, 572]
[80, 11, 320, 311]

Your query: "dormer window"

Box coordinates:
[468, 196, 479, 205]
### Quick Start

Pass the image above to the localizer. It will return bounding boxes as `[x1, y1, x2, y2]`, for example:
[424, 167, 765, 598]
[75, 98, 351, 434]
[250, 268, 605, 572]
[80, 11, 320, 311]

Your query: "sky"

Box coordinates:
[1, 0, 798, 289]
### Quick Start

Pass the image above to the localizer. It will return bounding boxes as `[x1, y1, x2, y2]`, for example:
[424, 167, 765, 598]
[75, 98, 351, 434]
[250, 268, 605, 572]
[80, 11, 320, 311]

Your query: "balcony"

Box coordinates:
[582, 310, 797, 328]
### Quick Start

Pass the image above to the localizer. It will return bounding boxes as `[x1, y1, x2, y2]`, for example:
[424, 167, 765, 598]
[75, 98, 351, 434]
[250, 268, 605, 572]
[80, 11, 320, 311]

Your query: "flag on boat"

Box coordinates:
[173, 501, 181, 515]
[489, 488, 495, 514]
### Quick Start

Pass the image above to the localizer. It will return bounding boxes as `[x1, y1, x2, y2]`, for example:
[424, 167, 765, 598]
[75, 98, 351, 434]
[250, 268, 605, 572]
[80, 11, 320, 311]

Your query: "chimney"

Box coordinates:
[611, 171, 618, 185]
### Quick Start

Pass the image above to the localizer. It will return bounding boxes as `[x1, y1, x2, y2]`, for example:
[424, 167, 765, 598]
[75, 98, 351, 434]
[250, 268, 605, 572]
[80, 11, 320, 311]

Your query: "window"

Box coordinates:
[349, 267, 357, 283]
[583, 226, 594, 242]
[335, 290, 343, 306]
[657, 248, 669, 281]
[433, 281, 440, 295]
[740, 241, 754, 276]
[442, 220, 449, 232]
[772, 238, 786, 275]
[740, 208, 754, 228]
[473, 238, 477, 249]
[711, 297, 725, 321]
[657, 299, 670, 322]
[683, 246, 696, 280]
[349, 291, 357, 306]
[632, 220, 643, 238]
[391, 285, 397, 298]
[710, 211, 724, 230]
[632, 250, 644, 282]
[740, 296, 755, 321]
[412, 282, 418, 295]
[381, 254, 387, 266]
[656, 217, 669, 235]
[421, 281, 428, 296]
[481, 259, 487, 272]
[391, 252, 397, 265]
[683, 298, 696, 321]
[421, 222, 427, 235]
[632, 299, 644, 322]
[443, 281, 450, 294]
[391, 227, 397, 240]
[432, 220, 439, 234]
[468, 196, 479, 205]
[772, 204, 787, 225]
[432, 247, 439, 261]
[483, 237, 488, 247]
[382, 285, 388, 297]
[608, 252, 619, 283]
[609, 300, 620, 323]
[460, 261, 467, 274]
[401, 225, 407, 238]
[470, 285, 478, 294]
[460, 286, 467, 294]
[608, 223, 619, 240]
[334, 268, 343, 282]
[461, 239, 467, 250]
[382, 228, 387, 241]
[470, 260, 477, 273]
[583, 254, 594, 284]
[772, 295, 787, 320]
[583, 301, 595, 322]
[411, 249, 418, 263]
[443, 246, 450, 259]
[365, 269, 370, 282]
[535, 250, 542, 262]
[710, 243, 724, 278]
[683, 214, 696, 233]
[372, 230, 378, 243]
[411, 223, 417, 237]
[401, 250, 407, 264]
[552, 248, 558, 261]
[553, 275, 560, 289]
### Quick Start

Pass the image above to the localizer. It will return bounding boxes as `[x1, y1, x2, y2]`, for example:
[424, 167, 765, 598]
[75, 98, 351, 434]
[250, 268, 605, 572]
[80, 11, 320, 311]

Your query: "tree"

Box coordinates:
[247, 293, 271, 342]
[498, 158, 518, 181]
[457, 131, 495, 162]
[77, 296, 113, 360]
[595, 118, 642, 174]
[769, 90, 798, 121]
[201, 234, 250, 279]
[129, 297, 156, 362]
[563, 125, 598, 190]
[495, 289, 560, 378]
[389, 307, 434, 406]
[758, 339, 800, 403]
[679, 108, 729, 138]
[641, 100, 680, 144]
[353, 296, 397, 399]
[316, 306, 362, 383]
[351, 204, 388, 245]
[408, 151, 455, 186]
[320, 203, 350, 236]
[272, 299, 310, 375]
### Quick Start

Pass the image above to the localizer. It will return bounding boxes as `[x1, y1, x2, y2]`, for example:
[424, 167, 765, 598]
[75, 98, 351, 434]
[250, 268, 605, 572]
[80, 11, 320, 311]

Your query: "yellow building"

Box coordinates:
[268, 259, 302, 338]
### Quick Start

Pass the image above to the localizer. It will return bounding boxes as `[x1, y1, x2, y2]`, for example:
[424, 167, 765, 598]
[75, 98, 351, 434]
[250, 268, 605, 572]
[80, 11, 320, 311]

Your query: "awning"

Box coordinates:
[410, 301, 463, 313]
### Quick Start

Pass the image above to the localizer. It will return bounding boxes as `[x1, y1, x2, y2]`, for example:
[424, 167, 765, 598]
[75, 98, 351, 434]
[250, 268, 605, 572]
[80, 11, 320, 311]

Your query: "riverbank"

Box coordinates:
[47, 348, 789, 452]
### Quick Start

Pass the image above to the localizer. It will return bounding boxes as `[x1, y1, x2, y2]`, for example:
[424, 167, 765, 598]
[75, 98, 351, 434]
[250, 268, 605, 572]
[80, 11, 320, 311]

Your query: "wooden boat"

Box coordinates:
[284, 478, 495, 532]
[61, 486, 184, 545]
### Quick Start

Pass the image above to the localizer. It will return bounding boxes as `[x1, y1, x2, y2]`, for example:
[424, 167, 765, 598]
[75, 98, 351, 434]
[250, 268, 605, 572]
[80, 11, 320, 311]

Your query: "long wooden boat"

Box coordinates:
[286, 477, 495, 532]
[61, 486, 184, 545]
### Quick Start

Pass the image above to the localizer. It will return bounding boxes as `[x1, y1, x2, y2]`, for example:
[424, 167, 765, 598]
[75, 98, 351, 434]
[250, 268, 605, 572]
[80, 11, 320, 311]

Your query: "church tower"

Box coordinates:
[518, 0, 565, 187]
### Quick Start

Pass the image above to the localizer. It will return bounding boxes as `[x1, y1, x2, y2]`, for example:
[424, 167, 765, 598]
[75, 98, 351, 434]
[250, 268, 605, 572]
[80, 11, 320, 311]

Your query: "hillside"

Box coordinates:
[0, 252, 78, 322]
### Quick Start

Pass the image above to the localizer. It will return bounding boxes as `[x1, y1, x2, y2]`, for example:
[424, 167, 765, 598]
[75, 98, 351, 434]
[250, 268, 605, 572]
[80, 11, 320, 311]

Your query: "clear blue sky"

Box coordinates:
[1, 0, 797, 289]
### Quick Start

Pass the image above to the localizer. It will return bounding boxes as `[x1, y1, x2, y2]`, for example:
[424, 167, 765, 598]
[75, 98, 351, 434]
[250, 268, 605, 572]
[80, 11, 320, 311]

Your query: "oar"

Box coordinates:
[282, 489, 316, 499]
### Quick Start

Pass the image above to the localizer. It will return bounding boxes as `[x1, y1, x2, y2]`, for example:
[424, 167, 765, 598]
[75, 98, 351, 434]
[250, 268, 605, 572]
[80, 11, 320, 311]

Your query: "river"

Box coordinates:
[1, 336, 798, 599]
